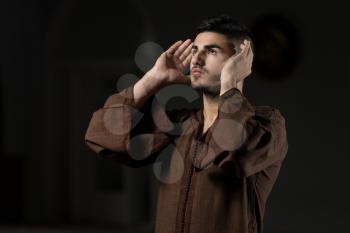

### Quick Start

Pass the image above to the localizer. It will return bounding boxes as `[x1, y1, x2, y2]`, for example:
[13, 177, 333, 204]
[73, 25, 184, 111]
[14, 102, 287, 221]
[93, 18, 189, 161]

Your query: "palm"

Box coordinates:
[150, 39, 192, 85]
[161, 53, 185, 81]
[221, 40, 254, 84]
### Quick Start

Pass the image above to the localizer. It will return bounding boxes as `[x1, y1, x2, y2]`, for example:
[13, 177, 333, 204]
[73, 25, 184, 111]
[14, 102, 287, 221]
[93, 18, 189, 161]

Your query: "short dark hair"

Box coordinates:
[197, 14, 253, 49]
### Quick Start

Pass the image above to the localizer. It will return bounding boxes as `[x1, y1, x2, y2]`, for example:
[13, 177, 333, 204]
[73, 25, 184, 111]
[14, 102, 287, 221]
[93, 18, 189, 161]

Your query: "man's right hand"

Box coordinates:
[133, 39, 193, 109]
[147, 39, 193, 86]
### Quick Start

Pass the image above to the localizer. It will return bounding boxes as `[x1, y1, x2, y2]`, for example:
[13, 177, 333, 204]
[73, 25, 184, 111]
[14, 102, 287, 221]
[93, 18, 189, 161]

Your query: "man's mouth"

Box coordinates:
[191, 68, 203, 75]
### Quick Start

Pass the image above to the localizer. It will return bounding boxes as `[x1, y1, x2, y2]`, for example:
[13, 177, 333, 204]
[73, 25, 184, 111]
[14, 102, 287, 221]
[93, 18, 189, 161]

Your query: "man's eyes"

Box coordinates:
[191, 48, 217, 55]
[207, 49, 217, 54]
[191, 48, 198, 55]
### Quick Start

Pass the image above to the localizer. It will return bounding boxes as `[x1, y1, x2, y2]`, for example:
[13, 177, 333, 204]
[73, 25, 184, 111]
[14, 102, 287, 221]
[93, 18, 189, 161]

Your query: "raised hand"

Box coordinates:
[133, 39, 193, 108]
[220, 40, 253, 95]
[147, 39, 193, 86]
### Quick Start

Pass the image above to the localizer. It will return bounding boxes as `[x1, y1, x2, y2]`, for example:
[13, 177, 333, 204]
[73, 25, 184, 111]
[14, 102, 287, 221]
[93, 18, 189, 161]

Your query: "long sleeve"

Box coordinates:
[84, 83, 179, 167]
[192, 87, 288, 178]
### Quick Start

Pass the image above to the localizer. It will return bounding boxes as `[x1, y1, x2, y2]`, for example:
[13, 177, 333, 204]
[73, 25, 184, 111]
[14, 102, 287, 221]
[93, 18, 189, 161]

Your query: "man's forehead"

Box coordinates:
[193, 31, 234, 47]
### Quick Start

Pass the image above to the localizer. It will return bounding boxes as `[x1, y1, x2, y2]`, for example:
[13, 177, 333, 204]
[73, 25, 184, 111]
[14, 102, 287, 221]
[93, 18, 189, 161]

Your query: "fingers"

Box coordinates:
[245, 40, 253, 65]
[174, 39, 192, 57]
[182, 52, 192, 68]
[165, 39, 193, 69]
[246, 40, 253, 56]
[241, 40, 250, 56]
[236, 40, 253, 66]
[166, 40, 183, 56]
[229, 40, 248, 62]
[240, 39, 248, 49]
[179, 41, 193, 61]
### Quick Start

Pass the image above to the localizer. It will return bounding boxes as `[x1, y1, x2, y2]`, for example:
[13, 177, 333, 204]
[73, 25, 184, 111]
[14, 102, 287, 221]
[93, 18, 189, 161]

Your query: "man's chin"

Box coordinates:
[190, 83, 220, 96]
[189, 80, 201, 90]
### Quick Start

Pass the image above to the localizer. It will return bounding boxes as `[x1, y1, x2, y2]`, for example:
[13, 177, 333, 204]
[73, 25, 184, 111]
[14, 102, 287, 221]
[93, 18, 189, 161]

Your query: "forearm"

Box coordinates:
[133, 71, 165, 109]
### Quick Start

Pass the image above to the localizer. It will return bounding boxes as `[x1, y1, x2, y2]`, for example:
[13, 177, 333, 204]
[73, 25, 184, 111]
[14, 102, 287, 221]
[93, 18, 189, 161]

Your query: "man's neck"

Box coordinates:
[200, 85, 244, 135]
[202, 93, 219, 134]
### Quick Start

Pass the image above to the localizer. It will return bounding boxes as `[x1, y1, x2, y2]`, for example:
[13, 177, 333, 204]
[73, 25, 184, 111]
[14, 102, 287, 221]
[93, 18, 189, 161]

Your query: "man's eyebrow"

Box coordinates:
[204, 44, 223, 50]
[191, 44, 223, 50]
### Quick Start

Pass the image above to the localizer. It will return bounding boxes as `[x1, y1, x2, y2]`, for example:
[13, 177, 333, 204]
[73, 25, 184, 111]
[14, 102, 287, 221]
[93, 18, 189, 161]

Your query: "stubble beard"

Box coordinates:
[190, 76, 221, 97]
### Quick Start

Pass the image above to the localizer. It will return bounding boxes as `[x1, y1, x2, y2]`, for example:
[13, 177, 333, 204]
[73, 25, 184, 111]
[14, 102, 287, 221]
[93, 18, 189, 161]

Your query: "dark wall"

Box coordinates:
[0, 0, 349, 232]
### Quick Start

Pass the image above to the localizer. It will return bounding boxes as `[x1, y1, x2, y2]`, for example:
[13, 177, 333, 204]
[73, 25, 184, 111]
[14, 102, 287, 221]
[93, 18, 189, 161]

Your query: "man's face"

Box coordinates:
[190, 31, 236, 95]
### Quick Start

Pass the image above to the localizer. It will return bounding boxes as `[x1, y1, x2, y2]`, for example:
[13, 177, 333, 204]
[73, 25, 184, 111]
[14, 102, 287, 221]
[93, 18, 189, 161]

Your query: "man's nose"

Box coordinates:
[192, 51, 205, 66]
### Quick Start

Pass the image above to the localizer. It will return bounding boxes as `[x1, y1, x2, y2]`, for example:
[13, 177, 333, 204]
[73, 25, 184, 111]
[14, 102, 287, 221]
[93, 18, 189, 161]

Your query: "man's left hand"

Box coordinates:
[220, 40, 253, 95]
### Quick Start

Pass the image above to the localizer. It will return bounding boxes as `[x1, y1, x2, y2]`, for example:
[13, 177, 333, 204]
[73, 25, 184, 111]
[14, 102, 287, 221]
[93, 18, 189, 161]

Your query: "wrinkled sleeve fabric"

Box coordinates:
[85, 83, 178, 167]
[193, 87, 288, 178]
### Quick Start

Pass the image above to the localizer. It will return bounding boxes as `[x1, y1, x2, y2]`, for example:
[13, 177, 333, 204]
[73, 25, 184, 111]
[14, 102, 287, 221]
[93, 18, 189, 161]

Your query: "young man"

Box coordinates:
[85, 15, 288, 233]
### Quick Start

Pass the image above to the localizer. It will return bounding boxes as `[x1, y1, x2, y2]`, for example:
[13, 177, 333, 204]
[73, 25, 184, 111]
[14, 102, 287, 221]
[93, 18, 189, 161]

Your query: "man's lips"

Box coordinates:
[191, 68, 203, 75]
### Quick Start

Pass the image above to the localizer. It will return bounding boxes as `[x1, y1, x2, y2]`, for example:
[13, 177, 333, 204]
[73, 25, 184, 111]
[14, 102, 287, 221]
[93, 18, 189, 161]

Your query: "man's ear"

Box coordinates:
[231, 38, 244, 55]
[227, 39, 238, 56]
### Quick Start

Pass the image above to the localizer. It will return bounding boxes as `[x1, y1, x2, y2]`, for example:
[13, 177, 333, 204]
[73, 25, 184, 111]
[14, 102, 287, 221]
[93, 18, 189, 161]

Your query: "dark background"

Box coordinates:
[0, 0, 349, 232]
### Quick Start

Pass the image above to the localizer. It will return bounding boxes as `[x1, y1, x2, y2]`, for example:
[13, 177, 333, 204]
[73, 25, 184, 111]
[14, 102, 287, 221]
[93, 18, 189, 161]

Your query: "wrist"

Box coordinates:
[143, 71, 167, 92]
[220, 78, 237, 96]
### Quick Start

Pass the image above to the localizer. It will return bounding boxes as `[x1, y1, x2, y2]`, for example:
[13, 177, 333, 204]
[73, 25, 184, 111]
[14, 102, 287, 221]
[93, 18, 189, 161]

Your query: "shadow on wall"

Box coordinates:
[251, 14, 301, 81]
